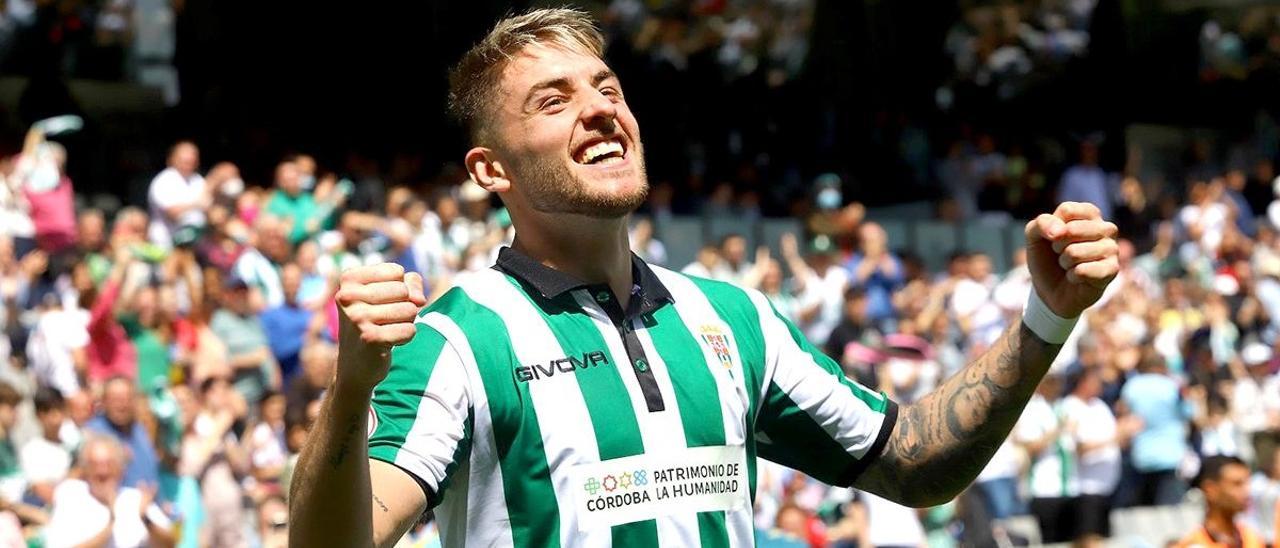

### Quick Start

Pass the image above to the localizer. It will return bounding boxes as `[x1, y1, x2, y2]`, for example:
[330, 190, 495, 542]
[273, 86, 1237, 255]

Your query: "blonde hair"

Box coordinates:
[448, 7, 605, 143]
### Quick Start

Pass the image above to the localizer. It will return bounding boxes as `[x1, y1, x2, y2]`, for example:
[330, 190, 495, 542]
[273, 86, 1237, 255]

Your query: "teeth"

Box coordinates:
[579, 140, 624, 164]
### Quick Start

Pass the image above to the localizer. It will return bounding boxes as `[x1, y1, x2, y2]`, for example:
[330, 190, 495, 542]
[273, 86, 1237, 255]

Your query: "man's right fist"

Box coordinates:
[334, 263, 427, 392]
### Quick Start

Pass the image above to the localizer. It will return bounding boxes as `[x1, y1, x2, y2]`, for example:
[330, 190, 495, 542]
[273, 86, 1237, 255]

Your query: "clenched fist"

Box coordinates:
[334, 263, 427, 393]
[1025, 202, 1120, 318]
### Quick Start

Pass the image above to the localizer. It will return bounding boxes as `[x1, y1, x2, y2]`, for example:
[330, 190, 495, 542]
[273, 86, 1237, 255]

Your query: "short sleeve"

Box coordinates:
[368, 322, 472, 507]
[148, 171, 184, 210]
[749, 291, 897, 487]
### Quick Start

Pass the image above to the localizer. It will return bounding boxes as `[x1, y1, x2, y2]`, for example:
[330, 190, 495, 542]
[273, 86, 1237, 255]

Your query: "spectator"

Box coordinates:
[209, 277, 278, 408]
[260, 264, 313, 382]
[44, 434, 174, 548]
[0, 383, 23, 504]
[256, 493, 288, 548]
[1015, 374, 1079, 544]
[19, 388, 71, 507]
[681, 244, 721, 279]
[84, 377, 159, 489]
[147, 141, 207, 250]
[1063, 369, 1124, 541]
[286, 342, 334, 423]
[1247, 447, 1280, 546]
[246, 391, 287, 486]
[712, 233, 754, 285]
[1057, 140, 1113, 221]
[178, 376, 248, 548]
[24, 269, 87, 397]
[949, 252, 1005, 349]
[823, 287, 878, 366]
[12, 127, 76, 255]
[844, 222, 903, 331]
[1176, 455, 1264, 548]
[1119, 351, 1192, 507]
[784, 235, 848, 346]
[264, 159, 323, 246]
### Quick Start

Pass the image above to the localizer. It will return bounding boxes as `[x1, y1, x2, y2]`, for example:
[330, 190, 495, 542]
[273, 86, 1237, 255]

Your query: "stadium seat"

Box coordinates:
[708, 217, 757, 251]
[913, 221, 960, 273]
[759, 218, 804, 259]
[962, 223, 1012, 273]
[656, 216, 706, 270]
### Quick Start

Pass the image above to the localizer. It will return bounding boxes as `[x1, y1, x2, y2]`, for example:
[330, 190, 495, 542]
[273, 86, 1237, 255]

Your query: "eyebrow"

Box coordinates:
[524, 69, 618, 107]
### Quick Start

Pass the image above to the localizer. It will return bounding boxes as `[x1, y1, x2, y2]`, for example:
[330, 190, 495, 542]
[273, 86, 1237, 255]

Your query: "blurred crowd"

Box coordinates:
[1, 117, 1278, 548]
[0, 0, 179, 104]
[1199, 5, 1280, 85]
[942, 0, 1098, 102]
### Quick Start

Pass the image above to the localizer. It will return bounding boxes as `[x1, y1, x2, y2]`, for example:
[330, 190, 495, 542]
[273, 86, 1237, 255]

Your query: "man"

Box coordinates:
[44, 434, 174, 548]
[1176, 455, 1264, 548]
[1014, 375, 1078, 544]
[265, 158, 323, 245]
[843, 222, 903, 331]
[1120, 352, 1193, 506]
[85, 377, 160, 489]
[260, 264, 314, 381]
[1062, 369, 1122, 542]
[20, 388, 73, 506]
[210, 277, 279, 407]
[147, 140, 207, 249]
[290, 9, 1119, 548]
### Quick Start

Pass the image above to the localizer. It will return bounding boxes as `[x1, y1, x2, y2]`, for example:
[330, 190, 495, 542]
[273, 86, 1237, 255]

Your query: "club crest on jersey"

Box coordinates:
[699, 325, 734, 368]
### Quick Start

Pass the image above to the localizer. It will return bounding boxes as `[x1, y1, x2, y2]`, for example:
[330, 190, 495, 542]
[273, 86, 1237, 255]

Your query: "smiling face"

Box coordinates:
[481, 43, 648, 218]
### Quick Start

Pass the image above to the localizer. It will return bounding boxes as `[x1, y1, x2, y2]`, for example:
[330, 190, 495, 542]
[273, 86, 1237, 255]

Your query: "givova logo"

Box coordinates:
[515, 351, 610, 382]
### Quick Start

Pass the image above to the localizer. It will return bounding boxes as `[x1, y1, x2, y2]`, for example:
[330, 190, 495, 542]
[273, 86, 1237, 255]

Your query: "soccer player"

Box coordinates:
[289, 8, 1120, 548]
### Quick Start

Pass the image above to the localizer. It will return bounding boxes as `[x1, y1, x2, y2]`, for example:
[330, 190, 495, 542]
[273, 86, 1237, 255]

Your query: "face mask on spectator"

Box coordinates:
[222, 177, 245, 198]
[300, 174, 316, 191]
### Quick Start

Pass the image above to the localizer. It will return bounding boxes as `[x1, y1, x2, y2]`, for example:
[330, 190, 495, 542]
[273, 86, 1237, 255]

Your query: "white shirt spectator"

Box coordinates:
[44, 479, 172, 548]
[1248, 471, 1280, 544]
[1179, 201, 1229, 256]
[20, 435, 71, 487]
[233, 248, 284, 309]
[1015, 395, 1078, 498]
[147, 166, 205, 249]
[796, 266, 848, 345]
[950, 275, 1004, 348]
[1062, 394, 1121, 495]
[25, 308, 88, 397]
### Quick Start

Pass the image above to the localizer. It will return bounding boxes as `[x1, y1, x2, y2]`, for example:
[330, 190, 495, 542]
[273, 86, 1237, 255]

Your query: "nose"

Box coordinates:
[580, 89, 618, 130]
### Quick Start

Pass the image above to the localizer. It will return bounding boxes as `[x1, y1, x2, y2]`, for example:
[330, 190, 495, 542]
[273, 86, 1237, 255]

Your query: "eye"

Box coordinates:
[540, 96, 567, 111]
[600, 87, 622, 100]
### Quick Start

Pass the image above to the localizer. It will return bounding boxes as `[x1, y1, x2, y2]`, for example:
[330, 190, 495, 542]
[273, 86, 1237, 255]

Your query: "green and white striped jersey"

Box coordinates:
[368, 247, 898, 548]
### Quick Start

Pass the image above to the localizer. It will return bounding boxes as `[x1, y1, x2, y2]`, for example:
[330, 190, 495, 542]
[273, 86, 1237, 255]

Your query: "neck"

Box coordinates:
[1205, 508, 1237, 536]
[510, 213, 633, 307]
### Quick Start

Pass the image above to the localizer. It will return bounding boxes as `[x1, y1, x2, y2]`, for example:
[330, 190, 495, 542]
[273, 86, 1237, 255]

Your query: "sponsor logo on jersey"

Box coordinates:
[699, 325, 734, 368]
[515, 350, 611, 382]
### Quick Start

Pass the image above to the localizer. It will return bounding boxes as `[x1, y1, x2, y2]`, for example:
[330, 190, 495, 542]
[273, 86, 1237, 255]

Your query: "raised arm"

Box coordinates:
[855, 203, 1118, 507]
[289, 264, 428, 547]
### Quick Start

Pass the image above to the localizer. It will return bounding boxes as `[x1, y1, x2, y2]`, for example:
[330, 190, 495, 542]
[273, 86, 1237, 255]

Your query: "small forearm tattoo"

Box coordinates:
[328, 412, 363, 469]
[373, 494, 389, 513]
[858, 321, 1057, 505]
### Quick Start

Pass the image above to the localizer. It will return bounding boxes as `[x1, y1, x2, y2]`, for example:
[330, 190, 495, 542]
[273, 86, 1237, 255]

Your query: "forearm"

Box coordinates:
[857, 320, 1058, 507]
[288, 384, 375, 547]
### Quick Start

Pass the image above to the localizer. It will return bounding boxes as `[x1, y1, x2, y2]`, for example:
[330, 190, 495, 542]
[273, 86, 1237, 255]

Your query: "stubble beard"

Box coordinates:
[514, 143, 649, 219]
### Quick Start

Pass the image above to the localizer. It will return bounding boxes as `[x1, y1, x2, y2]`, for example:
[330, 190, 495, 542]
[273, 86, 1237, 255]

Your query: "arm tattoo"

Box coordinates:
[372, 494, 390, 513]
[328, 412, 363, 469]
[856, 320, 1058, 506]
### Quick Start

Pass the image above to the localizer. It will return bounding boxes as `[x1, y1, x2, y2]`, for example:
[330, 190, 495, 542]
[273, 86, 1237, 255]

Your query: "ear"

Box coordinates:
[465, 147, 510, 194]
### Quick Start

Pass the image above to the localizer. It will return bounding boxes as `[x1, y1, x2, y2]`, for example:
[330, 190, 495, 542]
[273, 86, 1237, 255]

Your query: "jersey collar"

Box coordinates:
[494, 246, 673, 316]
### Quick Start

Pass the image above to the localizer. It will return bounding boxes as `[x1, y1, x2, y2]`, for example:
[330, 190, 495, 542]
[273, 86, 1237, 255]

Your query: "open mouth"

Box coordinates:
[573, 136, 628, 167]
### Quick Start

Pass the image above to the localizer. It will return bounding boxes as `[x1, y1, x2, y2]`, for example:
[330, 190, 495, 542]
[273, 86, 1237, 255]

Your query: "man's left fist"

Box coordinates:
[1024, 202, 1120, 318]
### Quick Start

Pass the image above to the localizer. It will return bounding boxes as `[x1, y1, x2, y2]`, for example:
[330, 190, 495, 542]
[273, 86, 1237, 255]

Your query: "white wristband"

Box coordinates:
[1022, 290, 1078, 344]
